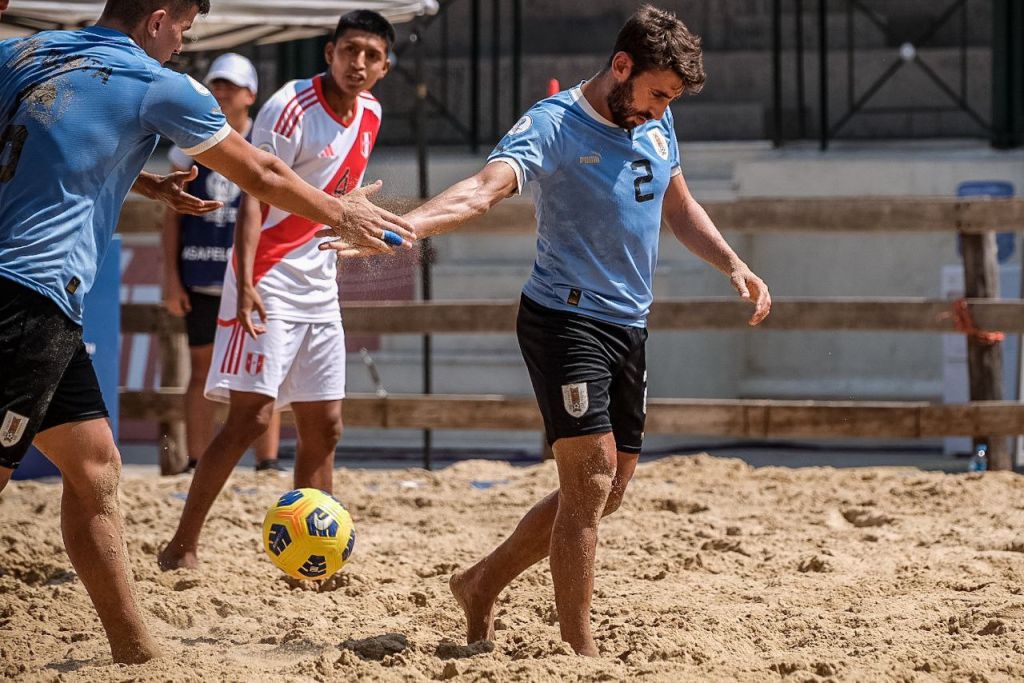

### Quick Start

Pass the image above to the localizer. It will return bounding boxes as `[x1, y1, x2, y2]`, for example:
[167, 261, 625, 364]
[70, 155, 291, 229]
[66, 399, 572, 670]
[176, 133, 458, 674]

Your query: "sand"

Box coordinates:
[2, 454, 1024, 682]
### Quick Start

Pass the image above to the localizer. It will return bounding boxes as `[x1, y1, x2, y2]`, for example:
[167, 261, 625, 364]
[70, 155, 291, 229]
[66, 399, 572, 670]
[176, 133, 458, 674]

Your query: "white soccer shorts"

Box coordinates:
[205, 318, 346, 410]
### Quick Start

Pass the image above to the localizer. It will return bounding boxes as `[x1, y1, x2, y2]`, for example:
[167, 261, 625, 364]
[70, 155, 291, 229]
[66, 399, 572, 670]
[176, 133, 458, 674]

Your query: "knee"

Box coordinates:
[309, 417, 343, 449]
[570, 460, 616, 508]
[225, 405, 273, 440]
[65, 444, 122, 507]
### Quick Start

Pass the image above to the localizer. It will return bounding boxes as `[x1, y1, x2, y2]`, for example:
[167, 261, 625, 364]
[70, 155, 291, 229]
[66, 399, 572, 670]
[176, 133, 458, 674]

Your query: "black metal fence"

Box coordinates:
[771, 0, 1021, 149]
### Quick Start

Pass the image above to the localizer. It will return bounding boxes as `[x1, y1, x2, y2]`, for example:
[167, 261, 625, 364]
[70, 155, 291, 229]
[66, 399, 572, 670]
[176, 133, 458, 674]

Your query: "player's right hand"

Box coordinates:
[162, 279, 191, 317]
[316, 180, 416, 256]
[152, 167, 224, 216]
[238, 284, 267, 338]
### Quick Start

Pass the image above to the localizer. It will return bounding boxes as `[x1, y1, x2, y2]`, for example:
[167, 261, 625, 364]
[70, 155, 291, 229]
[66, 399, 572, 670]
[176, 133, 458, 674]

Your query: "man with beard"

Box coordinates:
[320, 4, 771, 656]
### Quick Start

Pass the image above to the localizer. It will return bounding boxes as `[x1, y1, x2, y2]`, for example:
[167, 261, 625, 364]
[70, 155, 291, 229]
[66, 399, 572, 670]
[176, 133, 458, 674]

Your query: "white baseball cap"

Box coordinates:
[204, 53, 258, 93]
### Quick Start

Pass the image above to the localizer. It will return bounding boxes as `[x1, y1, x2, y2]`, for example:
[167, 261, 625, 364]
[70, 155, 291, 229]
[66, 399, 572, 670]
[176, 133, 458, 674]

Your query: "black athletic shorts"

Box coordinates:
[0, 276, 108, 469]
[184, 290, 222, 347]
[516, 294, 648, 454]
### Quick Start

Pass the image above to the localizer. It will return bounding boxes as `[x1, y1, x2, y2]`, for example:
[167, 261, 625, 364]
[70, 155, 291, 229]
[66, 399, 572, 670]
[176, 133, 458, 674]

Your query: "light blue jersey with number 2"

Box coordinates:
[488, 83, 681, 328]
[0, 26, 229, 324]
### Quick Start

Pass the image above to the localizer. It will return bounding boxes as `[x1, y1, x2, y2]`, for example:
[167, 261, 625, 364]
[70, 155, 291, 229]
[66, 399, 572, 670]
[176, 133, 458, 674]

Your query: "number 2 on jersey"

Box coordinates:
[0, 125, 28, 182]
[631, 159, 654, 203]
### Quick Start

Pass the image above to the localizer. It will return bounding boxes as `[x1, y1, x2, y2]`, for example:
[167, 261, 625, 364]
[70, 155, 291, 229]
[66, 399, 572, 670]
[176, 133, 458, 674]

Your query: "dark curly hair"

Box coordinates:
[610, 4, 705, 93]
[102, 0, 211, 26]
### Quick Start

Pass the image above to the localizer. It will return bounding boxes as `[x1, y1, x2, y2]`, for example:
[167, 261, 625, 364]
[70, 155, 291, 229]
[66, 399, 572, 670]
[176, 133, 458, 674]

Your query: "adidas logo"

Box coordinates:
[319, 143, 335, 158]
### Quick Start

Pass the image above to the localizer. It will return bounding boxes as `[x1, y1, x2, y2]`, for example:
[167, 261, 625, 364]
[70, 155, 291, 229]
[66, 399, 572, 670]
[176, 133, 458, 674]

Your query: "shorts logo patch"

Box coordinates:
[245, 352, 265, 376]
[0, 411, 29, 448]
[647, 129, 670, 160]
[561, 383, 589, 418]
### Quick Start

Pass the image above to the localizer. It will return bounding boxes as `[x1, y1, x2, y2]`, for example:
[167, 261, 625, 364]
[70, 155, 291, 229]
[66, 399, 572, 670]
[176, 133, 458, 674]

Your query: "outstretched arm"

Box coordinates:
[663, 173, 771, 325]
[194, 130, 415, 255]
[404, 161, 519, 239]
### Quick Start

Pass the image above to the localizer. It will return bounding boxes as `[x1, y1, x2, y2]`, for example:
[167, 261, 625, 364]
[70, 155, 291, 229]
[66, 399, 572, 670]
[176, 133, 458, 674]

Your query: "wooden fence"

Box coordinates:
[117, 196, 1024, 472]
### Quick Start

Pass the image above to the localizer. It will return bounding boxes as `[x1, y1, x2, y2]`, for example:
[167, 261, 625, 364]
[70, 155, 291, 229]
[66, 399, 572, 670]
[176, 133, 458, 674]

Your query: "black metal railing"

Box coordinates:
[772, 0, 996, 149]
[386, 0, 524, 150]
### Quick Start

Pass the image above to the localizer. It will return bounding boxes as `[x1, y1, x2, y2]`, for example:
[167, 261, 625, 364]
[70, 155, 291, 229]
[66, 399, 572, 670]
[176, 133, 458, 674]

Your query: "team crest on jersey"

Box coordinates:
[647, 129, 670, 160]
[245, 353, 265, 376]
[561, 383, 589, 418]
[0, 410, 28, 448]
[186, 74, 211, 97]
[508, 115, 532, 136]
[361, 132, 372, 158]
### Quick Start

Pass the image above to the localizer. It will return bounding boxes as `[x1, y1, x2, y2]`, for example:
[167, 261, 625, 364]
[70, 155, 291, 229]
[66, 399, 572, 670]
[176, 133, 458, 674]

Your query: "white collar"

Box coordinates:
[570, 81, 618, 128]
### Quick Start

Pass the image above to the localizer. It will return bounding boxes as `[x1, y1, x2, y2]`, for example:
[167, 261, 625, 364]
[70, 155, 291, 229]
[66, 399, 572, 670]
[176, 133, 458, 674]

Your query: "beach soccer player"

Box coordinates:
[158, 10, 395, 571]
[162, 53, 284, 475]
[323, 4, 771, 656]
[0, 0, 411, 664]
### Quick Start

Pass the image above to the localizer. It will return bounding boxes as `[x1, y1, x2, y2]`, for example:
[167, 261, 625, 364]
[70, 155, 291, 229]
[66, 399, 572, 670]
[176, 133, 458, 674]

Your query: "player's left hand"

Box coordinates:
[729, 264, 771, 326]
[150, 167, 223, 216]
[314, 180, 416, 257]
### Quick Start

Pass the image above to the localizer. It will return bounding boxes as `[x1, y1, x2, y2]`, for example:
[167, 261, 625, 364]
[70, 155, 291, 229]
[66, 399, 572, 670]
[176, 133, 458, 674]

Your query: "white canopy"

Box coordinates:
[1, 1, 438, 50]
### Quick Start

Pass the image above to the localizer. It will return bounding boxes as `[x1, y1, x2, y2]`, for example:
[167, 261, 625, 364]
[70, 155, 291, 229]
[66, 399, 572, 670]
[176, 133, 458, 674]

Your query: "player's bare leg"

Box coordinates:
[33, 419, 161, 664]
[290, 400, 342, 492]
[158, 391, 274, 570]
[452, 435, 638, 652]
[183, 344, 215, 469]
[0, 466, 12, 494]
[253, 410, 282, 466]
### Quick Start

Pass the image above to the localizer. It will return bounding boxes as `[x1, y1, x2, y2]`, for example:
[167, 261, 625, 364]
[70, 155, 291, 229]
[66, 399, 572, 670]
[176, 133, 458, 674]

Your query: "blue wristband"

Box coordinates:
[382, 229, 403, 246]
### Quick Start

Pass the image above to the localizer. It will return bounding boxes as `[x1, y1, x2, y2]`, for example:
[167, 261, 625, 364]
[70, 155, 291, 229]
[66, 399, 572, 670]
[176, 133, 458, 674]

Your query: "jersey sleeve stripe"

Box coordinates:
[272, 87, 312, 132]
[273, 88, 316, 135]
[278, 90, 317, 138]
[180, 121, 232, 156]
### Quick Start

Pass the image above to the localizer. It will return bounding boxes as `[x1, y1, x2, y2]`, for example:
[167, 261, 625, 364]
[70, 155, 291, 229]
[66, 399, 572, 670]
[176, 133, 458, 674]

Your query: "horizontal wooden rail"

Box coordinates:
[117, 196, 1024, 235]
[119, 391, 1024, 438]
[121, 298, 1024, 335]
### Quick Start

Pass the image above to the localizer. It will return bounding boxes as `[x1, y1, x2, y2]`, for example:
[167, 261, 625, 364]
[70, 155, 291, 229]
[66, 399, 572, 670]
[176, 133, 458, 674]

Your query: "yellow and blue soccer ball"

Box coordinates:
[262, 488, 355, 580]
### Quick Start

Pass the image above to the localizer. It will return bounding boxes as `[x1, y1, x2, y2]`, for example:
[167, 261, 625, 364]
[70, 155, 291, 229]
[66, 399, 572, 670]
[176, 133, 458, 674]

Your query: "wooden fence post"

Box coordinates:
[157, 324, 188, 475]
[961, 231, 1012, 470]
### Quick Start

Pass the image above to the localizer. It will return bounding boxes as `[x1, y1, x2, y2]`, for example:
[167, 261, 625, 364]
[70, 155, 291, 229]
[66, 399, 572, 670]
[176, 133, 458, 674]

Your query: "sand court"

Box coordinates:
[2, 454, 1023, 681]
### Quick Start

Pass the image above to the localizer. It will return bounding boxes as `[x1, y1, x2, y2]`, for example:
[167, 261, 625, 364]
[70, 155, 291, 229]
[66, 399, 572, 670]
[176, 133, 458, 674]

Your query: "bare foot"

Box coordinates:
[449, 570, 496, 643]
[110, 637, 162, 664]
[157, 541, 198, 571]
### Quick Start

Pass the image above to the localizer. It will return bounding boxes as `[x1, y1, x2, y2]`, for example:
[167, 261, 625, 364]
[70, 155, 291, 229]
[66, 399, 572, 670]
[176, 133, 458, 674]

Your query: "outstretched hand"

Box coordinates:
[148, 167, 223, 216]
[315, 180, 416, 258]
[729, 264, 772, 326]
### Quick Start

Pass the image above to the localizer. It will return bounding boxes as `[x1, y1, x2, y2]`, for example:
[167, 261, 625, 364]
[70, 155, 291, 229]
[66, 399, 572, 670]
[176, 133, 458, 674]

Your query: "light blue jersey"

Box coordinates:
[488, 83, 681, 327]
[0, 27, 229, 323]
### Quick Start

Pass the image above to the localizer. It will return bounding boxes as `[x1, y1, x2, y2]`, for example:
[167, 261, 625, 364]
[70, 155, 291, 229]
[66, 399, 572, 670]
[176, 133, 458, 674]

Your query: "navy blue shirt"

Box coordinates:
[168, 129, 251, 290]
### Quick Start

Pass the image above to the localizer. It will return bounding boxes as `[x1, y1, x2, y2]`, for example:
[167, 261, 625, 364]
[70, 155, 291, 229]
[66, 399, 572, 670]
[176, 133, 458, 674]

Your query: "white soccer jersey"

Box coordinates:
[218, 75, 382, 324]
